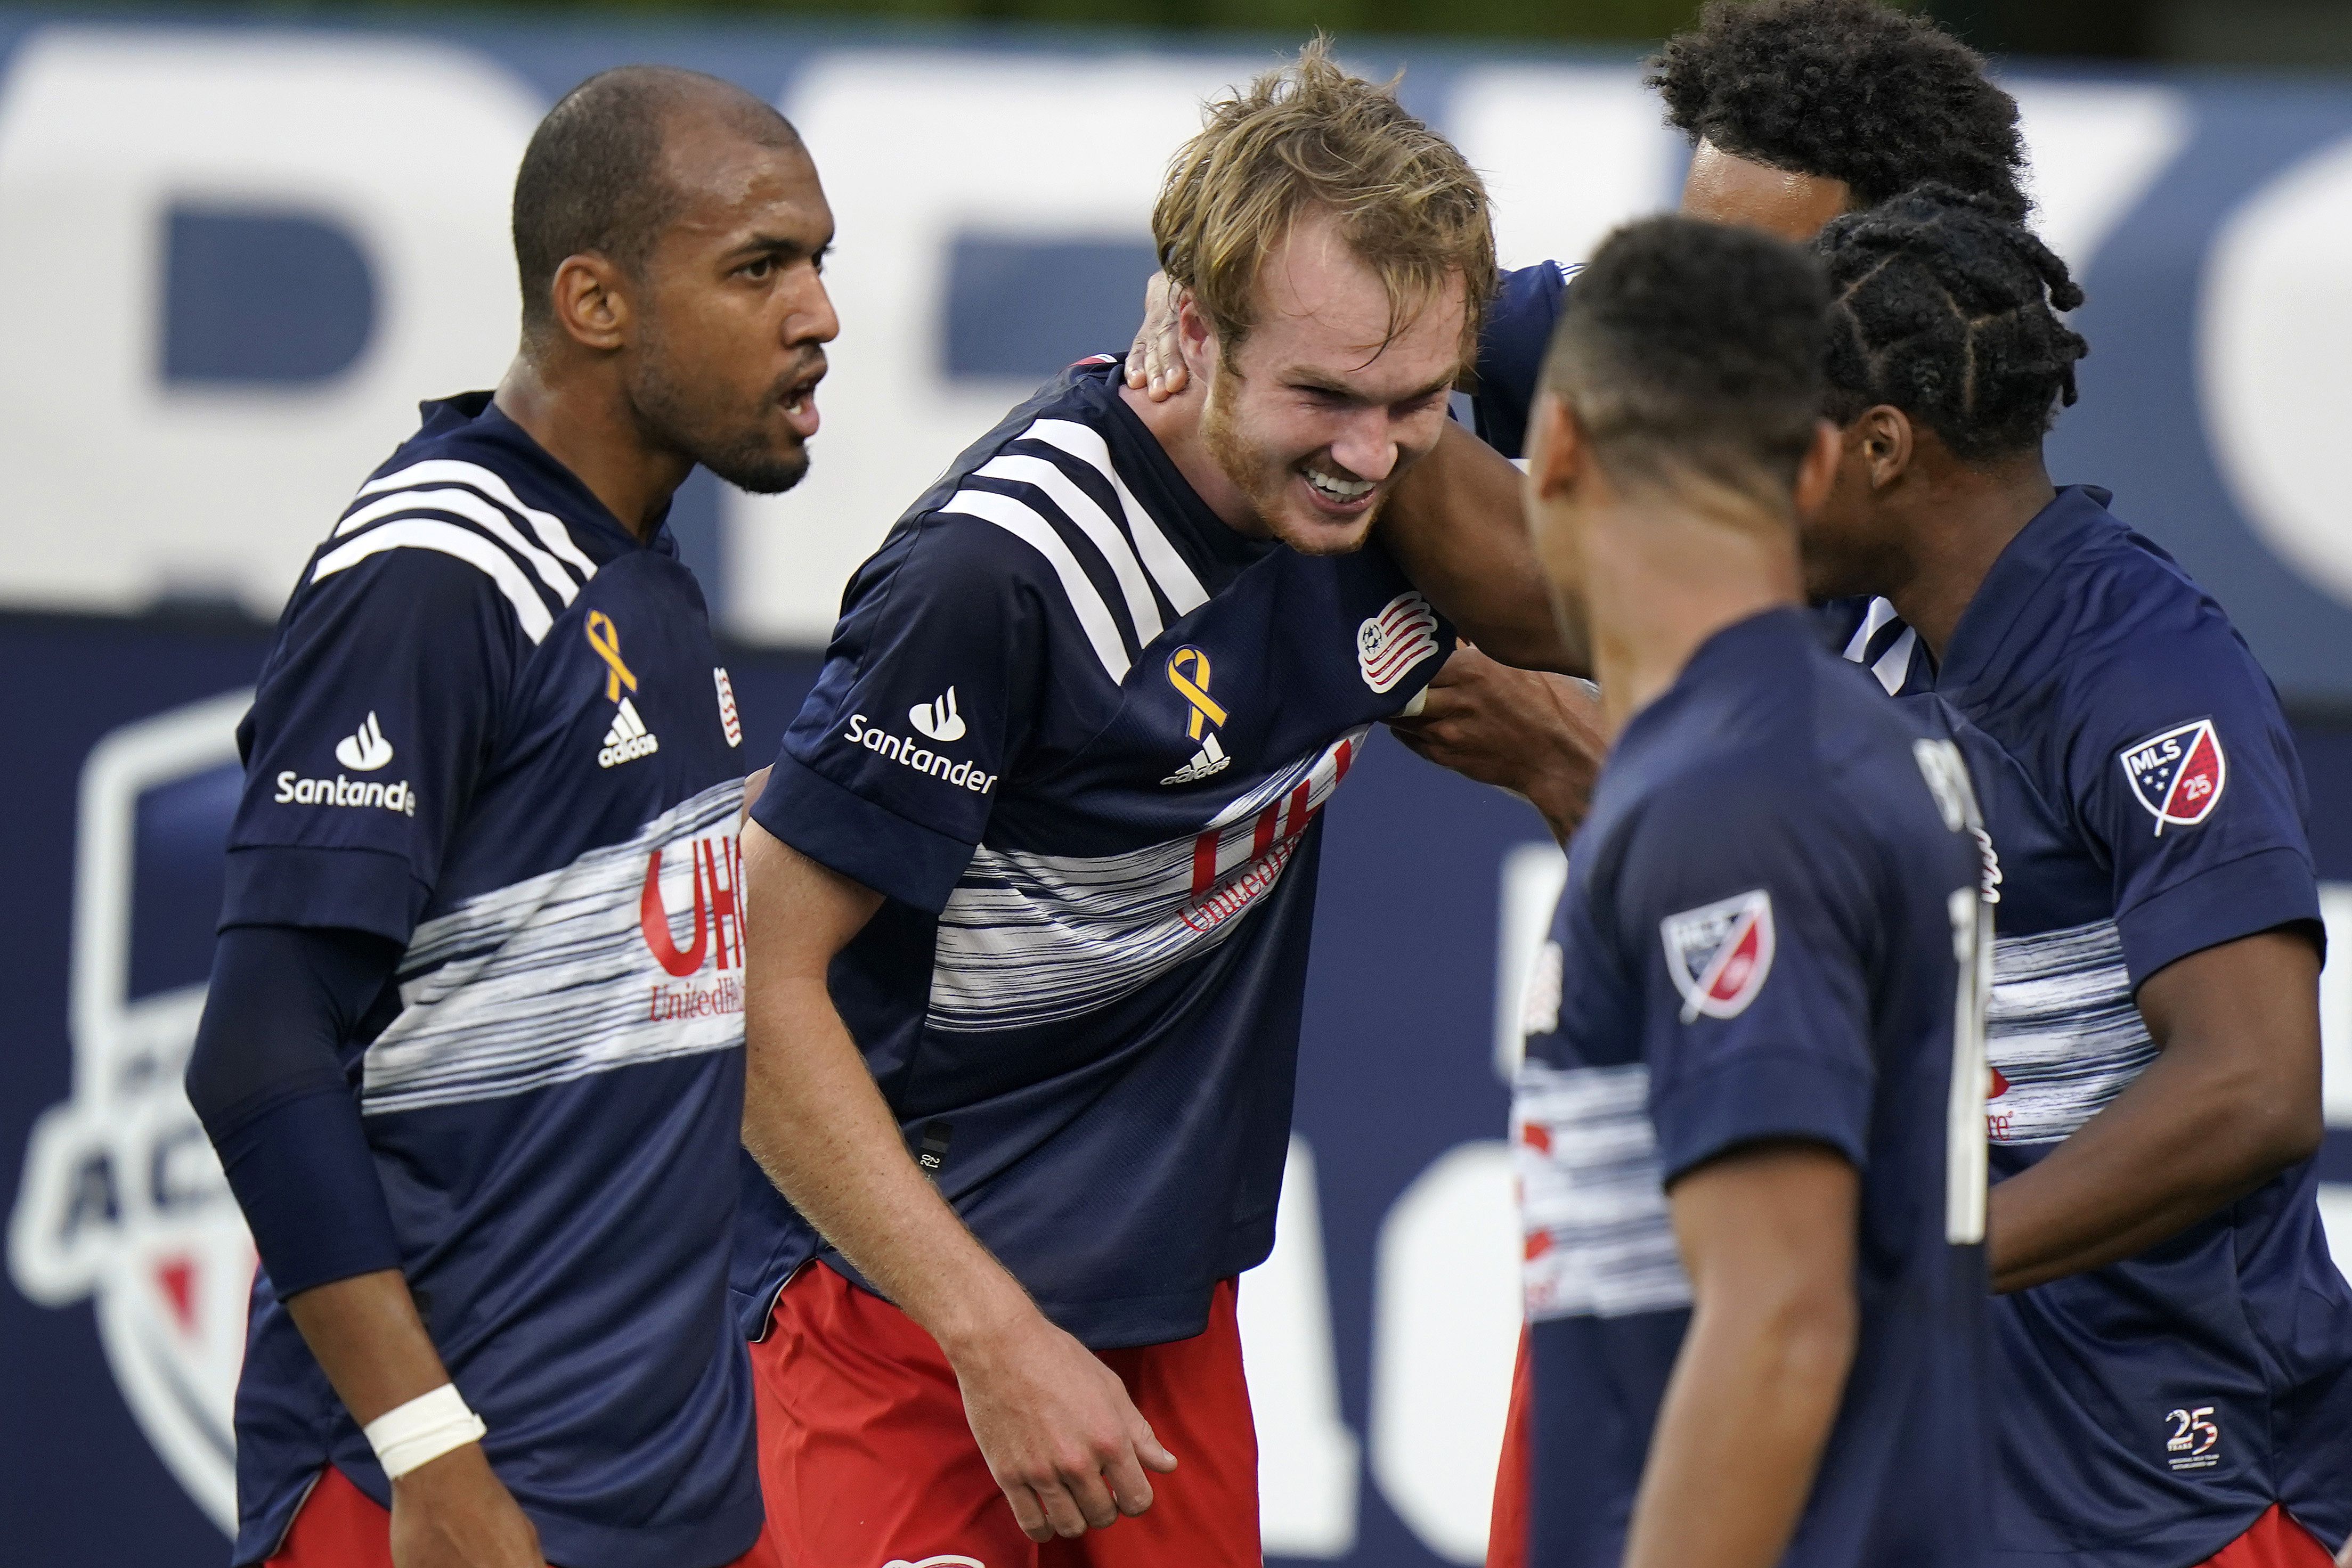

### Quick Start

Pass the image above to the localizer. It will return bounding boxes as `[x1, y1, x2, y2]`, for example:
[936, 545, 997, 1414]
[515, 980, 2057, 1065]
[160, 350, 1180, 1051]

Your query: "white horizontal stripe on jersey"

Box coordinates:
[313, 519, 555, 643]
[359, 458, 601, 583]
[1514, 1061, 1692, 1322]
[362, 780, 746, 1115]
[942, 487, 1132, 683]
[336, 486, 579, 606]
[1022, 419, 1209, 616]
[974, 453, 1164, 647]
[930, 729, 1366, 1033]
[1985, 918, 2155, 1145]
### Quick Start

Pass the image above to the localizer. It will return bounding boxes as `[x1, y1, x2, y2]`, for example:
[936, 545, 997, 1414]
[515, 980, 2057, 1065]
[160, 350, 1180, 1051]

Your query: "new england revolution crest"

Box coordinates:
[1659, 889, 1776, 1023]
[2118, 718, 2227, 836]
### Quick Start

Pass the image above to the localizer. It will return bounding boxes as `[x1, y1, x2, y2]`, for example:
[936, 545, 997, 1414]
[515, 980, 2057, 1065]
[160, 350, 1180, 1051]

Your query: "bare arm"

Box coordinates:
[286, 1275, 544, 1568]
[1386, 644, 1605, 843]
[1378, 422, 1586, 675]
[737, 823, 1175, 1541]
[1987, 926, 2323, 1293]
[1623, 1141, 1859, 1568]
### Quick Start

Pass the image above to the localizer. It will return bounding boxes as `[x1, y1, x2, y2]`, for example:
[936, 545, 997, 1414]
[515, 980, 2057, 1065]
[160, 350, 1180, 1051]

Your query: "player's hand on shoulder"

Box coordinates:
[388, 1442, 546, 1568]
[1125, 272, 1187, 402]
[947, 1307, 1177, 1542]
[1387, 642, 1607, 841]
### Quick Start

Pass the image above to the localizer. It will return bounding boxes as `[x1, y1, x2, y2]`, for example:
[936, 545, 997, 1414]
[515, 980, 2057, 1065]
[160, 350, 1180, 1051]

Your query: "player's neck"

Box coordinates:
[1578, 491, 1804, 737]
[1118, 380, 1262, 536]
[1882, 447, 2057, 664]
[494, 357, 694, 544]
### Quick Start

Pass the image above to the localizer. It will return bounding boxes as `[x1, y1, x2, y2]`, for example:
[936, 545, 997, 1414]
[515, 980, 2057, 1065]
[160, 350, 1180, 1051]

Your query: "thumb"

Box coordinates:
[1134, 1422, 1178, 1474]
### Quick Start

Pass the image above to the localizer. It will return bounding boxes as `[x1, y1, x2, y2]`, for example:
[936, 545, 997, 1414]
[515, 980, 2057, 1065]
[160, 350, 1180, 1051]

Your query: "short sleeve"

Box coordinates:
[222, 548, 518, 943]
[2065, 614, 2321, 984]
[1470, 260, 1574, 459]
[1612, 785, 1885, 1184]
[751, 515, 1045, 913]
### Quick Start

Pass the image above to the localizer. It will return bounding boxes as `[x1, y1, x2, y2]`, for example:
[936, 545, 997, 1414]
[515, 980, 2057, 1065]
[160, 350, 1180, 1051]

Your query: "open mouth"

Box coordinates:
[780, 364, 825, 439]
[1298, 463, 1377, 515]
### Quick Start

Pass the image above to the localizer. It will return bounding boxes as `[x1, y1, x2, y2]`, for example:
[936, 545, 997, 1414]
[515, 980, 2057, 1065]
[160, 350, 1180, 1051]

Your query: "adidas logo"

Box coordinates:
[334, 712, 394, 772]
[598, 698, 661, 769]
[1161, 732, 1232, 786]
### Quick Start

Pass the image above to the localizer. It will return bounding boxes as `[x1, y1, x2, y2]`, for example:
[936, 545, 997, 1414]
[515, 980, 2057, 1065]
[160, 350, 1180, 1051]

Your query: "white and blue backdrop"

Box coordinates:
[8, 12, 2352, 1565]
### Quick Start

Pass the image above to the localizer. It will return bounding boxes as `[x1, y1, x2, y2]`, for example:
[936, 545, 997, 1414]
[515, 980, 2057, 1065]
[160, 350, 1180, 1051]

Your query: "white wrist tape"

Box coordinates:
[364, 1384, 486, 1480]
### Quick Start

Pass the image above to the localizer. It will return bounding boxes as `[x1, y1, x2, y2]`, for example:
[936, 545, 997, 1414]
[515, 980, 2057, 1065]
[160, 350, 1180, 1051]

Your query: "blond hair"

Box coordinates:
[1153, 35, 1497, 365]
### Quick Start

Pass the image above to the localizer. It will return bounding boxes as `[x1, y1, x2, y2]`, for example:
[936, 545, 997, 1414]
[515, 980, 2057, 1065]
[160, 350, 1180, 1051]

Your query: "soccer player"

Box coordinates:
[1128, 0, 2031, 840]
[182, 68, 835, 1568]
[1806, 184, 2349, 1568]
[1512, 212, 1994, 1568]
[731, 43, 1487, 1562]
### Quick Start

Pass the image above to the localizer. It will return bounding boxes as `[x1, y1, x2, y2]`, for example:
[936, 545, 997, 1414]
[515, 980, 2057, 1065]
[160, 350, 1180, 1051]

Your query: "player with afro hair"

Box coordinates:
[1652, 0, 2029, 231]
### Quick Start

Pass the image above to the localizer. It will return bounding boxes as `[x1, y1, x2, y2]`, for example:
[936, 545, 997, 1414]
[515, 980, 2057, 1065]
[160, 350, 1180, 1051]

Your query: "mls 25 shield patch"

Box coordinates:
[2119, 718, 2227, 837]
[1661, 889, 1776, 1023]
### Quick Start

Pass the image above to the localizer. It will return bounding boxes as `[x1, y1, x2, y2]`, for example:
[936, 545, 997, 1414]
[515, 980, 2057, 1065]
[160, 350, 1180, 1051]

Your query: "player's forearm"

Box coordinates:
[284, 1269, 460, 1427]
[1989, 930, 2322, 1293]
[739, 970, 1033, 1353]
[1987, 1049, 2315, 1292]
[1621, 1285, 1855, 1568]
[1381, 423, 1588, 675]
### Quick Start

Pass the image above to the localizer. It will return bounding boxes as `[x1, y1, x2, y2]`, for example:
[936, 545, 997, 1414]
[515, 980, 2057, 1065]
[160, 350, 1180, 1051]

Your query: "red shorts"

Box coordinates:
[2199, 1505, 2337, 1567]
[265, 1460, 787, 1568]
[1485, 1323, 1534, 1568]
[751, 1262, 1260, 1566]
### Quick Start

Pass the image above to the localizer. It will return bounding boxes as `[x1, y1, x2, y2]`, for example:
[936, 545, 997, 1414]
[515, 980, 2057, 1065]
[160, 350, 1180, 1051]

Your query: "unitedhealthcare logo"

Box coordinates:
[909, 685, 966, 743]
[333, 711, 393, 771]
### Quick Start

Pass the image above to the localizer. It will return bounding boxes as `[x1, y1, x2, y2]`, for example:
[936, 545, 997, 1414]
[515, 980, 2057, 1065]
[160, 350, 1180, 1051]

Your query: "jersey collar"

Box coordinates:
[1080, 363, 1283, 592]
[416, 391, 681, 565]
[1931, 485, 2117, 701]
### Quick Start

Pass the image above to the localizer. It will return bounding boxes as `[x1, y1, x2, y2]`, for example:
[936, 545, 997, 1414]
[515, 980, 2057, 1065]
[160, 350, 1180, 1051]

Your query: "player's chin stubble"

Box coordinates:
[1201, 378, 1372, 557]
[633, 360, 811, 497]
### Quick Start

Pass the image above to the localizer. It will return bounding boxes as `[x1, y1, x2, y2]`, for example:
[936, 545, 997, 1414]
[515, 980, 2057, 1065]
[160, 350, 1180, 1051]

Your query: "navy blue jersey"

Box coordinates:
[221, 395, 759, 1568]
[1837, 486, 2349, 1566]
[740, 357, 1452, 1349]
[1513, 607, 1992, 1568]
[1470, 260, 1574, 459]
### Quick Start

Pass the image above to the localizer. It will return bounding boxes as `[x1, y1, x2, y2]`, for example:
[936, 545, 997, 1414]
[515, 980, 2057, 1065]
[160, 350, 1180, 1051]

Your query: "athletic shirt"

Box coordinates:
[737, 357, 1453, 1349]
[1515, 607, 1993, 1568]
[1836, 487, 2349, 1566]
[220, 394, 760, 1568]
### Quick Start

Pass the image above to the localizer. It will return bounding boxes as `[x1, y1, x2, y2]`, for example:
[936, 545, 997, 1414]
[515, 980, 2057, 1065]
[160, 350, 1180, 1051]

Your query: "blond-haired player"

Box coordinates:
[731, 39, 1494, 1564]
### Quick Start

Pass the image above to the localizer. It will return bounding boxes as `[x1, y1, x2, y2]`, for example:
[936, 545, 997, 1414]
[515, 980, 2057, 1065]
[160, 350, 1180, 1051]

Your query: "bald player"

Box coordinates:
[184, 68, 834, 1568]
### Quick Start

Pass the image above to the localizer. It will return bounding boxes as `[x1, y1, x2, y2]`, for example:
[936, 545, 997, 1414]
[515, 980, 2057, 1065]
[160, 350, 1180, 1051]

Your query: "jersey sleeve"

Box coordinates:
[221, 547, 519, 944]
[750, 514, 1046, 913]
[1470, 260, 1574, 459]
[1610, 781, 1886, 1184]
[2065, 608, 2321, 984]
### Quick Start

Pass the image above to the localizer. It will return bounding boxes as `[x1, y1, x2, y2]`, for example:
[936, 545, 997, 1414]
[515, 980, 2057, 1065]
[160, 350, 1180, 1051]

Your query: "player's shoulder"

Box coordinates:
[295, 392, 607, 650]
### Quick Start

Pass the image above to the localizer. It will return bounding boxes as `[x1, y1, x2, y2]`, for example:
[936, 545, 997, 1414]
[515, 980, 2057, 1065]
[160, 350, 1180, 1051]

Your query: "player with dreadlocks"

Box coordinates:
[1808, 183, 2349, 1568]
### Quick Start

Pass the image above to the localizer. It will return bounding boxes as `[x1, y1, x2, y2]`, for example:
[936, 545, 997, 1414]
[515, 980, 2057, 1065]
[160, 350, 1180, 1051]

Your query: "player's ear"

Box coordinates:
[1527, 390, 1586, 501]
[1793, 417, 1842, 520]
[1860, 405, 1913, 491]
[1173, 287, 1218, 382]
[551, 252, 631, 353]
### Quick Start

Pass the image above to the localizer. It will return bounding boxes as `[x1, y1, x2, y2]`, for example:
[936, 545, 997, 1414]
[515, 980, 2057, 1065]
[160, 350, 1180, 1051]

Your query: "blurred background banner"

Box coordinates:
[7, 9, 2352, 1566]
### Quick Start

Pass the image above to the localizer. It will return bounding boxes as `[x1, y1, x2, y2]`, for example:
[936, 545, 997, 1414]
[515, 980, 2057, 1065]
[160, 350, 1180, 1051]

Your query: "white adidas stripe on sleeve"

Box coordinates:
[313, 519, 557, 643]
[337, 486, 580, 606]
[975, 453, 1164, 648]
[942, 488, 1133, 683]
[1022, 419, 1209, 616]
[359, 459, 600, 583]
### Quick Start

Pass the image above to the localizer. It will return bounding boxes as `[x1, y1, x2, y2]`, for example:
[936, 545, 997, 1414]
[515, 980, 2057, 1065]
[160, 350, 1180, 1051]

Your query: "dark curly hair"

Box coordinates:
[1818, 184, 2087, 466]
[1649, 0, 2028, 221]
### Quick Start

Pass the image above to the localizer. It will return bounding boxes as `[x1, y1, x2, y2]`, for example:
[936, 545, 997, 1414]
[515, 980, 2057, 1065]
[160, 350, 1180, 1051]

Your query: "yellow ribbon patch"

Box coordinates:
[585, 610, 638, 703]
[1166, 646, 1227, 740]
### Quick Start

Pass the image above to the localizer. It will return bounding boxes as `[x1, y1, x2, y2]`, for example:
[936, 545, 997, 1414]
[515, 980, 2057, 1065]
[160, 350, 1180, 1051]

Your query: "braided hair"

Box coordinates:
[1818, 184, 2088, 466]
[1648, 0, 2028, 222]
